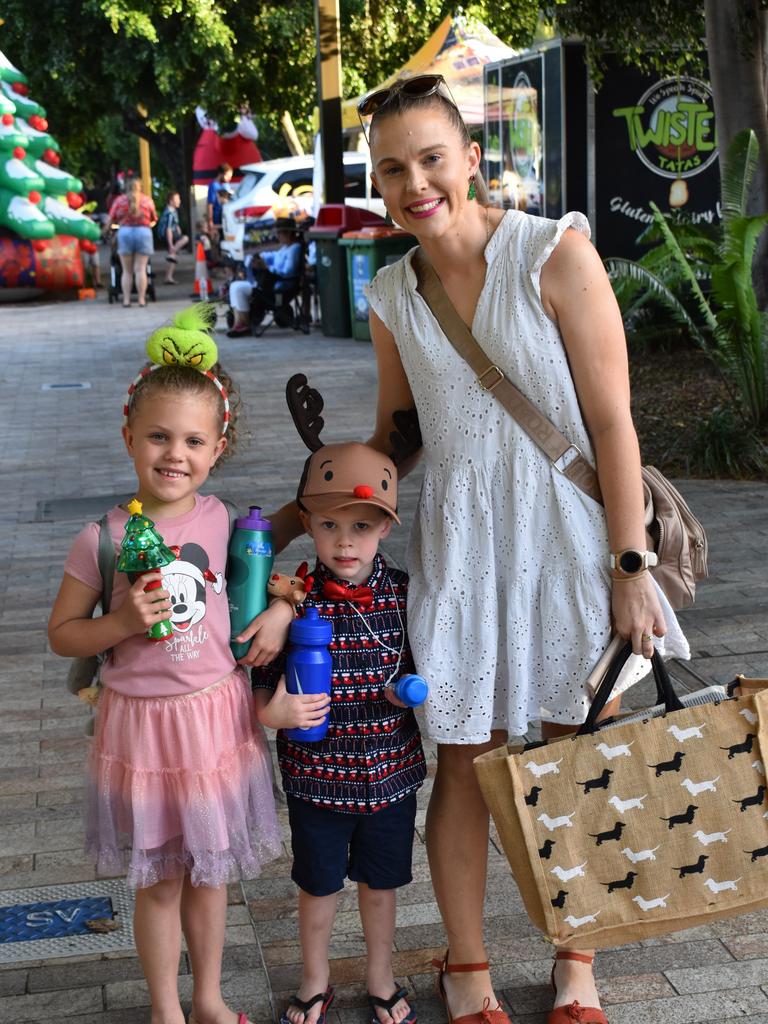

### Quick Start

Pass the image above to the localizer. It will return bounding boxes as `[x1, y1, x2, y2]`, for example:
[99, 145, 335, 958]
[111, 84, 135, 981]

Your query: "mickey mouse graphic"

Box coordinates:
[160, 542, 223, 633]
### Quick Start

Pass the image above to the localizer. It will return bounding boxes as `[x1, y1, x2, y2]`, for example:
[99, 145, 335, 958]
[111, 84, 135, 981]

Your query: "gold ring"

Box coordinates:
[641, 633, 653, 642]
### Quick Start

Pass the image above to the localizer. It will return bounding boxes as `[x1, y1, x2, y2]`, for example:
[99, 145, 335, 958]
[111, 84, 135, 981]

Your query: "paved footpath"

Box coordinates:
[1, 277, 767, 1024]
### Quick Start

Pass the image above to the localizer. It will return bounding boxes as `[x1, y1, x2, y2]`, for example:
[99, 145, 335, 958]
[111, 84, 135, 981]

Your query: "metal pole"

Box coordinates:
[314, 0, 345, 203]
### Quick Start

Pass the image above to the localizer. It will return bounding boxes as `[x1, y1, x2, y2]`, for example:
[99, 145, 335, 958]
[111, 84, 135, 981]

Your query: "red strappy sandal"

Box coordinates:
[547, 952, 607, 1024]
[432, 951, 511, 1024]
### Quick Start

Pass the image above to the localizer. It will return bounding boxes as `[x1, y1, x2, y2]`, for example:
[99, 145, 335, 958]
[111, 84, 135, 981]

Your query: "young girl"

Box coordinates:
[48, 305, 281, 1024]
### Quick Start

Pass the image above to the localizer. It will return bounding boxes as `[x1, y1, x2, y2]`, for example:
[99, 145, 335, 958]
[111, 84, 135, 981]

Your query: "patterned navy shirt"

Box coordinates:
[252, 554, 427, 813]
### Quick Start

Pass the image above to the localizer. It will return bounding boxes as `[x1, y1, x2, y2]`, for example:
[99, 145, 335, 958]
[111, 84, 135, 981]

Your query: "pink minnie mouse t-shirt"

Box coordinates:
[64, 495, 236, 697]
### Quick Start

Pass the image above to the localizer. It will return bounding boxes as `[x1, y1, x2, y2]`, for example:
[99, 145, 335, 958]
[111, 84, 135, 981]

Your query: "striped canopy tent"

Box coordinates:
[342, 14, 516, 131]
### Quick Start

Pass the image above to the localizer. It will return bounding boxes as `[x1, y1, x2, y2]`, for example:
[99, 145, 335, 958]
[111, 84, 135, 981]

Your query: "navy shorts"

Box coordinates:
[287, 794, 417, 897]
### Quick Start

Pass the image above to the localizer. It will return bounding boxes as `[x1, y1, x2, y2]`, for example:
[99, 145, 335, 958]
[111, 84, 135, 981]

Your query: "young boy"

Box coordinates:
[252, 442, 426, 1024]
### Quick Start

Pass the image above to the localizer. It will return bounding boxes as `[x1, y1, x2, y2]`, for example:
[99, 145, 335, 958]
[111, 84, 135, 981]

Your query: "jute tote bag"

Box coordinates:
[474, 642, 768, 950]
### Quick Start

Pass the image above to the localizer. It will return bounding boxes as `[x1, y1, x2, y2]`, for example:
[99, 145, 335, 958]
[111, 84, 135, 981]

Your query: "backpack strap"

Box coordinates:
[220, 498, 240, 539]
[96, 512, 116, 614]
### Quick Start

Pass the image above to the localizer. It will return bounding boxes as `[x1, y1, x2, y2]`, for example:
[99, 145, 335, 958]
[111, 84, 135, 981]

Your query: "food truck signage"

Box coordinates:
[594, 61, 720, 256]
[484, 45, 721, 259]
[612, 76, 718, 180]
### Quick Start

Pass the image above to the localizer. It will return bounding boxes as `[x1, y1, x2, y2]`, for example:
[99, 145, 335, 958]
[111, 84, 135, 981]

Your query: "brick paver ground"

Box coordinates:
[1, 258, 767, 1024]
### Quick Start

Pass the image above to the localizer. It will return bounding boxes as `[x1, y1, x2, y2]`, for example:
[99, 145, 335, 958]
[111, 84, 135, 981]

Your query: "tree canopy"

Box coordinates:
[1, 0, 766, 229]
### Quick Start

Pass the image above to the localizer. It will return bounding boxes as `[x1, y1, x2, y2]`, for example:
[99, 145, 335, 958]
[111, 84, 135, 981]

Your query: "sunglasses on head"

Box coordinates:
[357, 74, 454, 118]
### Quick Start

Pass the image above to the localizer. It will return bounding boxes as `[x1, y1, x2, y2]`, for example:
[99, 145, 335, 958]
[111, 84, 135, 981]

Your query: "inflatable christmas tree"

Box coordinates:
[117, 498, 177, 642]
[0, 49, 100, 292]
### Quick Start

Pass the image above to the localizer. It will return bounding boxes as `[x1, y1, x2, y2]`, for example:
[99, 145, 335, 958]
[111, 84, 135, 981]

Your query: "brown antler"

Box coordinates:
[286, 374, 325, 452]
[389, 407, 423, 466]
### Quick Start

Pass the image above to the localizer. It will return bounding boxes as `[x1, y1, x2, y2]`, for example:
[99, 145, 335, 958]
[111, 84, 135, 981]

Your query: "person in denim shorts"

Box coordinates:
[108, 177, 157, 307]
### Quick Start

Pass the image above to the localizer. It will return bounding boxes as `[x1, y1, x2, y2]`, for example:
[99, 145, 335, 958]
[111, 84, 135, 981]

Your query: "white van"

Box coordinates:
[220, 153, 385, 261]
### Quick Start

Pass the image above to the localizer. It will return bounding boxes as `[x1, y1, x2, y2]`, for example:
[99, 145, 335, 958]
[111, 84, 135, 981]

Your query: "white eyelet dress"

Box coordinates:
[366, 210, 689, 744]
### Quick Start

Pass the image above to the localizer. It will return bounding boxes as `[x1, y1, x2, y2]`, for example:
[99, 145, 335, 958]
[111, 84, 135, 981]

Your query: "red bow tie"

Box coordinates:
[322, 580, 374, 608]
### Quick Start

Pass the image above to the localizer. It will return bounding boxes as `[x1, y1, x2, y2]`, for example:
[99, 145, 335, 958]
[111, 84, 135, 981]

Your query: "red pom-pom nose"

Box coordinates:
[12, 146, 26, 159]
[353, 485, 374, 499]
[2, 114, 14, 125]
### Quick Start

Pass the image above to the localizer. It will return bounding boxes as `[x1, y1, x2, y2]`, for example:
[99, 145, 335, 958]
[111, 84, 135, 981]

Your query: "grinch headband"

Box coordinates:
[122, 303, 230, 433]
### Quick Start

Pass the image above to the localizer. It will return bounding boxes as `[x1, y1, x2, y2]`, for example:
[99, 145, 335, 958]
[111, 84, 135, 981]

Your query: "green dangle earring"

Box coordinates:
[467, 176, 477, 200]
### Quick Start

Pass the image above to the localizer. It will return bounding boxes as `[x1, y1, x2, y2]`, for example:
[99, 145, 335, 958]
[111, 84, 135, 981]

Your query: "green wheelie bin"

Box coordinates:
[309, 205, 385, 338]
[339, 227, 416, 341]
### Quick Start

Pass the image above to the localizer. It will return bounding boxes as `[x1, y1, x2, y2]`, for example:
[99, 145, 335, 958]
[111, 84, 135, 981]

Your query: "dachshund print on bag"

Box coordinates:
[550, 862, 587, 882]
[575, 768, 613, 794]
[600, 871, 638, 893]
[667, 723, 706, 741]
[538, 838, 556, 860]
[538, 812, 576, 832]
[514, 691, 768, 942]
[703, 876, 741, 893]
[609, 793, 647, 813]
[524, 758, 563, 778]
[633, 893, 671, 911]
[674, 854, 708, 878]
[588, 821, 627, 845]
[594, 740, 634, 760]
[564, 911, 601, 928]
[660, 804, 698, 828]
[622, 845, 660, 863]
[693, 829, 731, 846]
[647, 751, 686, 776]
[733, 784, 766, 811]
[720, 733, 756, 759]
[681, 777, 720, 796]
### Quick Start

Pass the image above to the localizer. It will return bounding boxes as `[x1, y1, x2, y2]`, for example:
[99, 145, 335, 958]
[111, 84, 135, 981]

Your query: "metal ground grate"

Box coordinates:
[0, 881, 135, 964]
[33, 494, 132, 523]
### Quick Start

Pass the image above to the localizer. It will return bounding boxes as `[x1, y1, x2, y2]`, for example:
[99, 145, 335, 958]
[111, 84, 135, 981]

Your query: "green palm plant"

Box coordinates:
[606, 129, 768, 430]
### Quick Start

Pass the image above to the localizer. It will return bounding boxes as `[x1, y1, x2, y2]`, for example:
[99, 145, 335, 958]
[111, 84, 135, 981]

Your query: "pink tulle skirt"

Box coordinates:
[86, 668, 282, 889]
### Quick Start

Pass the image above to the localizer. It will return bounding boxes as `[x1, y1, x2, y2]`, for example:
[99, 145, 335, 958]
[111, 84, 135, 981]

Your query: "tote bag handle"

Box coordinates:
[578, 641, 684, 735]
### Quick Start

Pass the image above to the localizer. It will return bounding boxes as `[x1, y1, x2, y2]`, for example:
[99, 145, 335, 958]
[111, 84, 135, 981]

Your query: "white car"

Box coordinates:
[221, 153, 385, 261]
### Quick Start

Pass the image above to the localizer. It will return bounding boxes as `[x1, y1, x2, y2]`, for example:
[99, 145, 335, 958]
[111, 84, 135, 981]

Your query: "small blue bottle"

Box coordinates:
[284, 607, 333, 742]
[388, 673, 429, 707]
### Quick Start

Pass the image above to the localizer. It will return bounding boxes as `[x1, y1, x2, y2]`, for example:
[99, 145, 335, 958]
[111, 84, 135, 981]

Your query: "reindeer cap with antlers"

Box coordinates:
[286, 373, 423, 524]
[299, 440, 400, 522]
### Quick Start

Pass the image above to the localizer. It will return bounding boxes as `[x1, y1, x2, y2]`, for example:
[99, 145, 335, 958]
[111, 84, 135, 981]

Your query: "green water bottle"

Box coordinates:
[227, 506, 273, 660]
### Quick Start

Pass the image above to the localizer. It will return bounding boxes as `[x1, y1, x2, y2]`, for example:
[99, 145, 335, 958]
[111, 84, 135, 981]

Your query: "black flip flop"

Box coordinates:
[280, 987, 335, 1024]
[368, 986, 417, 1024]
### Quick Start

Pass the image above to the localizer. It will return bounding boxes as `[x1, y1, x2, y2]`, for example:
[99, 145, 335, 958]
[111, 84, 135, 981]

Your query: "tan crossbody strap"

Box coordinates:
[412, 247, 604, 505]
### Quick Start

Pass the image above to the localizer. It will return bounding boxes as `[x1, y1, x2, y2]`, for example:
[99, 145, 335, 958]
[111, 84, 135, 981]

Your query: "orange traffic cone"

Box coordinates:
[194, 241, 211, 302]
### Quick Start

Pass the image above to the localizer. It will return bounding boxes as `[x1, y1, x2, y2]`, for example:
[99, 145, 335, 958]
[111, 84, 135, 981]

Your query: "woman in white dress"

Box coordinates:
[355, 76, 688, 1024]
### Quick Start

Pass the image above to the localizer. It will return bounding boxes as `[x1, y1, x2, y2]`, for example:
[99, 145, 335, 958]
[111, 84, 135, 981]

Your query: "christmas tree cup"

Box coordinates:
[117, 498, 177, 642]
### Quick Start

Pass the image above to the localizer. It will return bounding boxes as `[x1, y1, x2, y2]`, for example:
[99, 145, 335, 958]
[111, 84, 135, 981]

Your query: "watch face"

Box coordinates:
[619, 550, 644, 574]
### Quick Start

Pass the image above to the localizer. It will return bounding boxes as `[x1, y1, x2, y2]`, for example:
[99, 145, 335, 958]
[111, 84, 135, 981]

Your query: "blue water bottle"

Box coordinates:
[388, 673, 429, 707]
[227, 506, 274, 660]
[284, 608, 333, 742]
